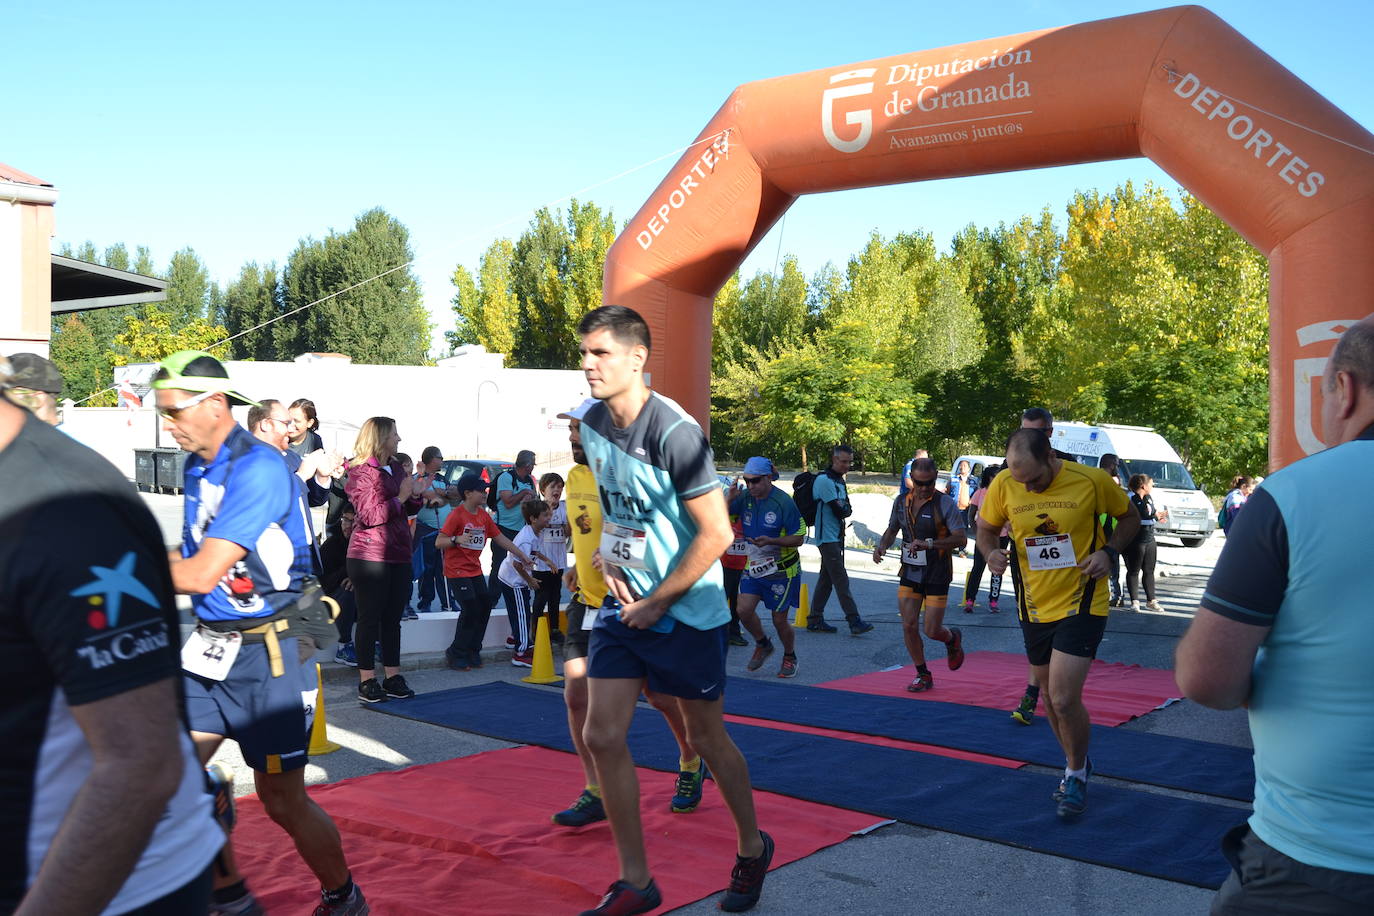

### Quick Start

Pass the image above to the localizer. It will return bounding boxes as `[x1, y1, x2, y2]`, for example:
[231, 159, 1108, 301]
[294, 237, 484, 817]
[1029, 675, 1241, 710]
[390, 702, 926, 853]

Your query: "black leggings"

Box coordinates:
[1124, 538, 1157, 602]
[532, 570, 563, 630]
[330, 585, 357, 643]
[346, 558, 410, 670]
[723, 565, 742, 632]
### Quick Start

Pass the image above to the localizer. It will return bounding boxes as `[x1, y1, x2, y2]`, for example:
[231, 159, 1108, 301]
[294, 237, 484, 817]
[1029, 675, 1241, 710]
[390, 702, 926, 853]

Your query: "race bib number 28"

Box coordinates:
[1024, 534, 1076, 571]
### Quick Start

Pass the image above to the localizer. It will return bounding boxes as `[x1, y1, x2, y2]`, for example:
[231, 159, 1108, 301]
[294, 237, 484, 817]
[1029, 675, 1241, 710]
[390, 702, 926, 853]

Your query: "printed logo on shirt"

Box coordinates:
[69, 552, 170, 670]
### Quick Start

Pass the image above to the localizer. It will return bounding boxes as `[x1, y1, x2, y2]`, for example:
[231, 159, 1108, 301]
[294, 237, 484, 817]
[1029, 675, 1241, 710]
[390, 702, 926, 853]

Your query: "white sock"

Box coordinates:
[1064, 765, 1087, 781]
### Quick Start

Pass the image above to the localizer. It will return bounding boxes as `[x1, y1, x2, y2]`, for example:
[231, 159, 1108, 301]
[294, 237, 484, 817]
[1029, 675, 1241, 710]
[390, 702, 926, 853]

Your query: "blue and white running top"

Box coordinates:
[578, 393, 727, 631]
[181, 424, 314, 622]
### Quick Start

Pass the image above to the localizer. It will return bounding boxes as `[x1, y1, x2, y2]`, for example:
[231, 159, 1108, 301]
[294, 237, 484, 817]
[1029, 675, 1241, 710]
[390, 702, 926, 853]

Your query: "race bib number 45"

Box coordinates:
[1024, 534, 1076, 571]
[601, 522, 648, 570]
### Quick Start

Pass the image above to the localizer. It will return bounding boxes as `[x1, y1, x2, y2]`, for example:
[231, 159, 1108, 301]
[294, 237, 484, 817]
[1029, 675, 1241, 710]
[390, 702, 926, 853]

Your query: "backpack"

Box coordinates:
[792, 471, 819, 527]
[487, 470, 506, 511]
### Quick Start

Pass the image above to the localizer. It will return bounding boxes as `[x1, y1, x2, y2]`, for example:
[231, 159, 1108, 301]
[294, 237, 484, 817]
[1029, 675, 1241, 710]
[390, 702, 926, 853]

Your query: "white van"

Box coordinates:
[1051, 422, 1215, 547]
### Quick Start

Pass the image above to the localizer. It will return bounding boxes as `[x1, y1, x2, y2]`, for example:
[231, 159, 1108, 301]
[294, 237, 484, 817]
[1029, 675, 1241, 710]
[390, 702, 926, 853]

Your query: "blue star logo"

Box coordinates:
[69, 552, 159, 627]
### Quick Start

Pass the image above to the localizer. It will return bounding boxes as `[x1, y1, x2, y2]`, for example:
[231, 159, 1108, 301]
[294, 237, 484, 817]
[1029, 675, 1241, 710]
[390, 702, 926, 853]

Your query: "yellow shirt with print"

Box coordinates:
[979, 462, 1130, 623]
[566, 463, 608, 608]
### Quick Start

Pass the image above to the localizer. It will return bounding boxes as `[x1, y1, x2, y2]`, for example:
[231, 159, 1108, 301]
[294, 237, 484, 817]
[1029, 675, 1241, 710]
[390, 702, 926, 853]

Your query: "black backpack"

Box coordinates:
[792, 471, 819, 527]
[487, 470, 506, 511]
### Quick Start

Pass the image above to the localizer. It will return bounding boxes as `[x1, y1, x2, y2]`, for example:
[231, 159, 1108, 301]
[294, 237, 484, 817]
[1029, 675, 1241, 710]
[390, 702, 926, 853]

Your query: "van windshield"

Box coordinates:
[1119, 459, 1198, 491]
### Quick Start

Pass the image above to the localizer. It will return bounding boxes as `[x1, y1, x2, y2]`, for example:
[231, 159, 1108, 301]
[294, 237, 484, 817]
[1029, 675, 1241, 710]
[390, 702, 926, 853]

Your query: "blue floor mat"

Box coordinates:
[372, 682, 1243, 888]
[720, 677, 1253, 801]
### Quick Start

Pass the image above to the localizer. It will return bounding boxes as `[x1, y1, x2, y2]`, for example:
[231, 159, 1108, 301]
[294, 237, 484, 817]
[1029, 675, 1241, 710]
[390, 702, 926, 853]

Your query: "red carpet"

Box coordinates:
[230, 745, 884, 914]
[721, 713, 1024, 768]
[817, 651, 1181, 727]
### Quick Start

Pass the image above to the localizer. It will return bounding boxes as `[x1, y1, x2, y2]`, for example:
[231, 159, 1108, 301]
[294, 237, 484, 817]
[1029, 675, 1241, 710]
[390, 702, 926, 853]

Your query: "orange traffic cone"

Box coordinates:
[308, 663, 341, 755]
[522, 615, 563, 685]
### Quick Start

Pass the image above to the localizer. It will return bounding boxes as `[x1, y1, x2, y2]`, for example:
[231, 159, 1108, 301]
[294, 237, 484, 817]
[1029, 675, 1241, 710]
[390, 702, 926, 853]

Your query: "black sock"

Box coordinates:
[213, 881, 249, 904]
[1026, 684, 1041, 701]
[916, 664, 930, 675]
[323, 875, 354, 904]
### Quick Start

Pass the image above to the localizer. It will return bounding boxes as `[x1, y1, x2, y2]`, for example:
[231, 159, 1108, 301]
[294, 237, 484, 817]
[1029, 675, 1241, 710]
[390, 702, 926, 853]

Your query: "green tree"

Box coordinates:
[109, 304, 228, 366]
[278, 208, 429, 364]
[49, 316, 110, 404]
[163, 248, 211, 326]
[447, 239, 519, 361]
[221, 263, 282, 360]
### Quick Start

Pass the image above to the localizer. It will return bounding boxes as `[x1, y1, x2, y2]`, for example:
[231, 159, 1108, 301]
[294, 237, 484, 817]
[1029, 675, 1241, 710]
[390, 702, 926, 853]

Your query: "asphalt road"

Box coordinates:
[143, 486, 1245, 916]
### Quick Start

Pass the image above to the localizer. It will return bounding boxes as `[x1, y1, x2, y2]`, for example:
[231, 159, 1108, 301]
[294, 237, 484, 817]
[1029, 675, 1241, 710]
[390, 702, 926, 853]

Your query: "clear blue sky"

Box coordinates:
[5, 1, 1371, 353]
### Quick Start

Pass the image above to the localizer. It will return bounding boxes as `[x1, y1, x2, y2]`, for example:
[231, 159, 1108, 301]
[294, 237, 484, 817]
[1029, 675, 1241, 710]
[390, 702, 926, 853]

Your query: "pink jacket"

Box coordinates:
[345, 457, 421, 564]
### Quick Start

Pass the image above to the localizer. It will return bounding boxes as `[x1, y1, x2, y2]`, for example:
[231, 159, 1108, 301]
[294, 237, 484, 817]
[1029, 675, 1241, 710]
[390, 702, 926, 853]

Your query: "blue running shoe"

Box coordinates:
[1057, 776, 1087, 818]
[553, 789, 607, 827]
[1053, 757, 1093, 802]
[671, 763, 709, 813]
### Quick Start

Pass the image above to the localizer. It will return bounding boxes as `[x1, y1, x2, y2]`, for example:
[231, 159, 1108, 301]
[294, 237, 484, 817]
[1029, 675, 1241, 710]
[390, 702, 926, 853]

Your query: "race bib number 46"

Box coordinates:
[601, 522, 648, 570]
[1024, 534, 1076, 571]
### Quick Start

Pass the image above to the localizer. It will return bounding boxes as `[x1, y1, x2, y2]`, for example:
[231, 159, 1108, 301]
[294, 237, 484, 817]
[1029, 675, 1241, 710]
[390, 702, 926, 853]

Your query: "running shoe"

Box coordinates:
[945, 626, 965, 671]
[777, 655, 798, 679]
[357, 678, 386, 704]
[401, 605, 419, 621]
[206, 763, 236, 832]
[728, 629, 750, 647]
[553, 789, 607, 827]
[1053, 757, 1094, 802]
[210, 892, 265, 916]
[445, 648, 472, 671]
[988, 598, 999, 613]
[719, 830, 774, 912]
[849, 620, 875, 636]
[746, 640, 774, 672]
[806, 619, 838, 633]
[671, 762, 710, 813]
[468, 650, 484, 669]
[382, 674, 415, 699]
[1146, 600, 1164, 612]
[511, 651, 534, 668]
[334, 641, 357, 667]
[579, 879, 662, 916]
[962, 599, 975, 614]
[1056, 776, 1087, 819]
[907, 671, 934, 692]
[311, 885, 369, 915]
[1011, 692, 1036, 725]
[506, 635, 517, 648]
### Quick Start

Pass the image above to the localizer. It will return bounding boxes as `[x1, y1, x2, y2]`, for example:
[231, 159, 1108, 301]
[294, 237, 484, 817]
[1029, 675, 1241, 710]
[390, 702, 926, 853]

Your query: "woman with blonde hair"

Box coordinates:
[345, 416, 427, 703]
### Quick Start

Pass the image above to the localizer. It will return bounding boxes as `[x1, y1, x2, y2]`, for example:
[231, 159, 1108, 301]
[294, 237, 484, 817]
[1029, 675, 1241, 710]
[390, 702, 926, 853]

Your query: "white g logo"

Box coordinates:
[821, 68, 877, 153]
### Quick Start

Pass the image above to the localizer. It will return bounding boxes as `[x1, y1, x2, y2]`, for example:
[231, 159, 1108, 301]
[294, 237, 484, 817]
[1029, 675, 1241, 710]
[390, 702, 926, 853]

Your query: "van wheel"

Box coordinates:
[1180, 536, 1207, 548]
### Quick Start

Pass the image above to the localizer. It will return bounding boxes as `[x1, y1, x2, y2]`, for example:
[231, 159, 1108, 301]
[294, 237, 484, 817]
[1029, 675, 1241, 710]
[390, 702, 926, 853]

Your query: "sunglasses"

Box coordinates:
[157, 390, 217, 421]
[743, 476, 767, 484]
[910, 477, 937, 488]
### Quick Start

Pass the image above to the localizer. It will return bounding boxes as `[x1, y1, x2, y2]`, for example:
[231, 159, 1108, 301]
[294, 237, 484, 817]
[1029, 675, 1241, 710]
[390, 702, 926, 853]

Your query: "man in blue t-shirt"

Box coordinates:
[153, 351, 367, 916]
[1177, 318, 1374, 914]
[729, 456, 806, 679]
[489, 449, 537, 617]
[575, 306, 772, 916]
[809, 445, 874, 635]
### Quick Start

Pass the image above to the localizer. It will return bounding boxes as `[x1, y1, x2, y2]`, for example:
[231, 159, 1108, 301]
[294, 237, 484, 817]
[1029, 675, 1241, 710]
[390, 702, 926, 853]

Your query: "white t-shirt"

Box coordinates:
[498, 525, 541, 589]
[537, 502, 568, 572]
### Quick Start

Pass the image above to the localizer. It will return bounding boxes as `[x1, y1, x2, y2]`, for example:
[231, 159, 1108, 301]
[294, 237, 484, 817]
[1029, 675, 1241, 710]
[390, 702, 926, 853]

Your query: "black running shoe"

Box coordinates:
[357, 678, 386, 704]
[382, 674, 415, 699]
[806, 619, 838, 633]
[553, 789, 607, 827]
[849, 620, 875, 636]
[719, 830, 774, 912]
[579, 879, 661, 916]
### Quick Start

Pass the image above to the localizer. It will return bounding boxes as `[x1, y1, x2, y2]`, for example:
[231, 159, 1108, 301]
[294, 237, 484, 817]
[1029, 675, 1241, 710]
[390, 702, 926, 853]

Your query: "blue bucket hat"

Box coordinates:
[742, 456, 779, 480]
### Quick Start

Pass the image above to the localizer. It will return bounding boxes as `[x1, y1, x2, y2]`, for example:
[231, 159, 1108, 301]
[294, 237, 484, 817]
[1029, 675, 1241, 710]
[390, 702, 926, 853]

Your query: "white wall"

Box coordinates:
[65, 360, 592, 478]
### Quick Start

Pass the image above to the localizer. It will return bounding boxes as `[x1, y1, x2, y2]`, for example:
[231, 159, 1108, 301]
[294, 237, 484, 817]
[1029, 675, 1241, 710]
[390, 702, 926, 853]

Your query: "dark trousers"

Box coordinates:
[965, 535, 1008, 604]
[414, 524, 450, 610]
[488, 526, 519, 612]
[532, 570, 563, 631]
[812, 541, 860, 623]
[446, 575, 491, 658]
[723, 565, 743, 634]
[124, 862, 213, 914]
[1124, 538, 1158, 602]
[330, 585, 357, 643]
[346, 558, 409, 670]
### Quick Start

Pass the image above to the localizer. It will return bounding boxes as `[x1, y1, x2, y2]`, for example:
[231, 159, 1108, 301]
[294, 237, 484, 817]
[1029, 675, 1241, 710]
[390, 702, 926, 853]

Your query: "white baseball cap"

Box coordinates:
[557, 397, 600, 421]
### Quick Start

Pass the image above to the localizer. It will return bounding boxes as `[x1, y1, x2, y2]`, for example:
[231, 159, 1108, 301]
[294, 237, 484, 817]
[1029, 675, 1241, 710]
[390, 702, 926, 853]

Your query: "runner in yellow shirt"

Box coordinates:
[977, 427, 1138, 820]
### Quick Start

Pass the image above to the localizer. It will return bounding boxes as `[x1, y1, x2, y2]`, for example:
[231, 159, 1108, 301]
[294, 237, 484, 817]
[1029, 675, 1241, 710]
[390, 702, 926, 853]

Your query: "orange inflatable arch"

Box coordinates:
[603, 4, 1374, 470]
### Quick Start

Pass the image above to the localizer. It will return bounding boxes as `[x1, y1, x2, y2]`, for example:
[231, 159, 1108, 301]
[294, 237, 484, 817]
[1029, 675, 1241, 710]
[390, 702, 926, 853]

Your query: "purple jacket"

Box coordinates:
[345, 457, 421, 564]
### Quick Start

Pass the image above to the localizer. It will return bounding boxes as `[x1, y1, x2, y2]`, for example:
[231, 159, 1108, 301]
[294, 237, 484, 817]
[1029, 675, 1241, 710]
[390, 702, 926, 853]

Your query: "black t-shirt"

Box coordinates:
[0, 414, 219, 909]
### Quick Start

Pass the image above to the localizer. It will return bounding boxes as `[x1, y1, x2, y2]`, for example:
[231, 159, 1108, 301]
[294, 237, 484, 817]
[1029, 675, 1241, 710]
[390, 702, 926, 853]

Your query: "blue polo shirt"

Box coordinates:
[493, 469, 535, 531]
[1200, 423, 1374, 874]
[181, 425, 313, 622]
[812, 471, 849, 545]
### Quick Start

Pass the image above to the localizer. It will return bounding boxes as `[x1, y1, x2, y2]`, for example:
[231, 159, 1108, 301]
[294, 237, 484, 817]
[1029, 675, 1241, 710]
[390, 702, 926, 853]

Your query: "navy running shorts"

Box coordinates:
[739, 575, 800, 614]
[184, 638, 311, 774]
[588, 599, 728, 701]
